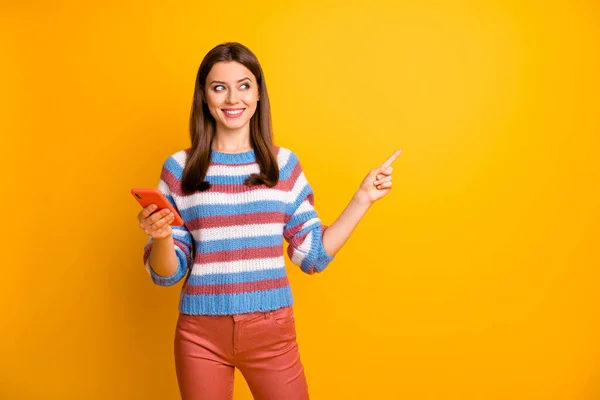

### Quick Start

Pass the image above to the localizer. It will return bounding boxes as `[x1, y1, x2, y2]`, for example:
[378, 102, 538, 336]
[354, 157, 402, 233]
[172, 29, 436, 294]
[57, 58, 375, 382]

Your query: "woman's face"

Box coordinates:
[204, 61, 260, 133]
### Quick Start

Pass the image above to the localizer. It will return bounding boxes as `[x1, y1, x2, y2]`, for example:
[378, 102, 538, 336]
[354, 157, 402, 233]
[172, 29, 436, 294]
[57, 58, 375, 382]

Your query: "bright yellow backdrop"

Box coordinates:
[1, 0, 599, 399]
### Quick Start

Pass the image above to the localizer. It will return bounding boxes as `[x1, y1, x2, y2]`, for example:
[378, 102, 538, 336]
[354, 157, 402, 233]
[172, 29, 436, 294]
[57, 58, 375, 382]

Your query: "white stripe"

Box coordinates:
[296, 199, 315, 215]
[191, 256, 285, 276]
[193, 223, 284, 241]
[172, 229, 189, 239]
[171, 150, 187, 169]
[296, 230, 314, 253]
[290, 172, 309, 200]
[290, 248, 305, 266]
[277, 147, 293, 168]
[207, 164, 260, 177]
[175, 188, 287, 209]
[163, 147, 300, 213]
[171, 152, 257, 176]
[170, 148, 293, 174]
[296, 217, 320, 232]
[158, 179, 170, 194]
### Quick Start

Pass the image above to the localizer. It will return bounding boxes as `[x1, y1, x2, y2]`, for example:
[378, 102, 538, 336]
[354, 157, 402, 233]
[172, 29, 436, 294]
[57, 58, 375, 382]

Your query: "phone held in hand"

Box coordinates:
[131, 188, 184, 226]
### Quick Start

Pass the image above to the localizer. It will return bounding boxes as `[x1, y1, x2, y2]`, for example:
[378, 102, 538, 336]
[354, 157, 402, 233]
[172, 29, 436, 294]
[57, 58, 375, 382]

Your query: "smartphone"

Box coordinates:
[131, 188, 184, 226]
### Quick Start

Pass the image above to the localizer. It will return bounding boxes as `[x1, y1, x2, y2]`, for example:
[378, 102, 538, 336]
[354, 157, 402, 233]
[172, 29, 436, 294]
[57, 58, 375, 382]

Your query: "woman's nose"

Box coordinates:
[226, 90, 239, 104]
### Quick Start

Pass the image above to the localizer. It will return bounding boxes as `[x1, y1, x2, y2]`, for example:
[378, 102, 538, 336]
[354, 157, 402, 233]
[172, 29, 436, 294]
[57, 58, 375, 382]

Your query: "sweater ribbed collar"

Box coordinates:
[210, 148, 256, 165]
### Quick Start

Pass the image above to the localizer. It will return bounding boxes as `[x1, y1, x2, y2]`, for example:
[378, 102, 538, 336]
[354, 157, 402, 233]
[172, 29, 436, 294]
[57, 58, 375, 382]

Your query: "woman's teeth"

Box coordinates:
[223, 109, 244, 117]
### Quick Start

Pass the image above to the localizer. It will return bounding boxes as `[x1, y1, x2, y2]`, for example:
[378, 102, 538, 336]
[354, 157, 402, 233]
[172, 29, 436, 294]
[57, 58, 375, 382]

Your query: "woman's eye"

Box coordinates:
[240, 83, 250, 90]
[213, 85, 225, 91]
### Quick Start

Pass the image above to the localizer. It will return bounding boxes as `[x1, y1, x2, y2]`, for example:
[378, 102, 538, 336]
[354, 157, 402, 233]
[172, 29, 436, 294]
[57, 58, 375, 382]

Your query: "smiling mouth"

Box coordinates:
[222, 108, 245, 118]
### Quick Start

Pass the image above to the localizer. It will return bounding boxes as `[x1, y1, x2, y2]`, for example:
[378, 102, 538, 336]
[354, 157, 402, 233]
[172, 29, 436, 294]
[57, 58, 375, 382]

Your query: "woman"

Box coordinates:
[137, 42, 400, 400]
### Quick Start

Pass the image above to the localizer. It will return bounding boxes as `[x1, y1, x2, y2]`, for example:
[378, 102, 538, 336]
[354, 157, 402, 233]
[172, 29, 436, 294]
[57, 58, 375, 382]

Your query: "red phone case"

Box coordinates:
[131, 188, 184, 226]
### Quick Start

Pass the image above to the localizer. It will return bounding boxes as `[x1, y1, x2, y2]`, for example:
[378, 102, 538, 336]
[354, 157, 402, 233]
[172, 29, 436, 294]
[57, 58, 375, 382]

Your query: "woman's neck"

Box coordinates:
[212, 127, 252, 153]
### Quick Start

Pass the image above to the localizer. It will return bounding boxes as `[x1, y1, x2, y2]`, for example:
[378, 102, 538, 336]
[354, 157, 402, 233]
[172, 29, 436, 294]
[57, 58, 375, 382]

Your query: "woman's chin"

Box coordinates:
[219, 119, 249, 131]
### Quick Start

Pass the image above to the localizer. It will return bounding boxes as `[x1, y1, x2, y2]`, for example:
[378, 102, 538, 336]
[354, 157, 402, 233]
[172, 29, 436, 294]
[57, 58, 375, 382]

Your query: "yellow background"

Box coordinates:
[1, 0, 599, 399]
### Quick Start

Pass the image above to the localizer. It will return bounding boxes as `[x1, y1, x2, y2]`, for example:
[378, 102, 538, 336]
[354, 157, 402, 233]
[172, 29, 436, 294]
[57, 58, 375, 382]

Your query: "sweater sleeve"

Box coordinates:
[283, 152, 334, 274]
[142, 156, 194, 286]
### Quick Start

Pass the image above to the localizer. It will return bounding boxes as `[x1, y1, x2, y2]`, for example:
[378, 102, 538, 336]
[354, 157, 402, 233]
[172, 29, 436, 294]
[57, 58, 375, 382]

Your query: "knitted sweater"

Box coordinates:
[143, 146, 334, 315]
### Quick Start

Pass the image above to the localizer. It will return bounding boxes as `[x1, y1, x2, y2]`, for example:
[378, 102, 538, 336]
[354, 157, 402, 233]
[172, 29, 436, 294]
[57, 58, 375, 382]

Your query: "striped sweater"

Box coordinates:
[143, 146, 334, 315]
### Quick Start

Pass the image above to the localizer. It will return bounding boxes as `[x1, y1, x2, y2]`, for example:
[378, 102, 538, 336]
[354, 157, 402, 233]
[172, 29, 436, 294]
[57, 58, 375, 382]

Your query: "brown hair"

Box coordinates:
[181, 42, 279, 194]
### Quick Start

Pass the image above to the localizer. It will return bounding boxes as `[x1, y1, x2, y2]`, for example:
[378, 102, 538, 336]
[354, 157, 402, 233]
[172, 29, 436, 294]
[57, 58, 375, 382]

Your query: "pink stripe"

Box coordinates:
[187, 212, 284, 230]
[161, 147, 298, 198]
[161, 167, 185, 196]
[174, 241, 191, 262]
[143, 242, 153, 264]
[206, 155, 299, 193]
[208, 177, 295, 193]
[285, 163, 303, 188]
[159, 147, 303, 202]
[284, 223, 308, 240]
[194, 245, 283, 264]
[208, 183, 269, 194]
[184, 276, 290, 295]
[209, 160, 256, 167]
[285, 223, 327, 242]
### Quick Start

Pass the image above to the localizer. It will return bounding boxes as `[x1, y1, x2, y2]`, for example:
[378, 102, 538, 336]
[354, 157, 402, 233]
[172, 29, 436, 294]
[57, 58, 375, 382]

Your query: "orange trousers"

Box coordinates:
[174, 305, 310, 400]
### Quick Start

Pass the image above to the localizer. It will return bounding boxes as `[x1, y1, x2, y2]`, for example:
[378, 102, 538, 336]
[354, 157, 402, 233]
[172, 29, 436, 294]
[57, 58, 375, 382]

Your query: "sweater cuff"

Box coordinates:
[144, 243, 188, 286]
[301, 225, 335, 274]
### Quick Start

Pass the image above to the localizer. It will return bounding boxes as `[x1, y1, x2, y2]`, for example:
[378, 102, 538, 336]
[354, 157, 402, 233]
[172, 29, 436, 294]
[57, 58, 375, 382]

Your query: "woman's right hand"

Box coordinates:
[137, 204, 175, 239]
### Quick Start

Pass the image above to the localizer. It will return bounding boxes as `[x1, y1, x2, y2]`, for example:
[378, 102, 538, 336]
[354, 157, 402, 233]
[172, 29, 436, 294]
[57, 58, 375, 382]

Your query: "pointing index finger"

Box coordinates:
[381, 149, 402, 168]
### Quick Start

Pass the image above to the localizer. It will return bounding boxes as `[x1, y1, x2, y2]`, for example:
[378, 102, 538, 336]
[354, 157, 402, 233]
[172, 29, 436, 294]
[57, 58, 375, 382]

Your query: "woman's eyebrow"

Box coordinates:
[209, 77, 253, 85]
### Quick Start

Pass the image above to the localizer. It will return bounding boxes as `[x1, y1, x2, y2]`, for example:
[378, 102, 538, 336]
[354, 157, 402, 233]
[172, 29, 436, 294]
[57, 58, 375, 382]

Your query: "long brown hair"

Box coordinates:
[181, 42, 279, 194]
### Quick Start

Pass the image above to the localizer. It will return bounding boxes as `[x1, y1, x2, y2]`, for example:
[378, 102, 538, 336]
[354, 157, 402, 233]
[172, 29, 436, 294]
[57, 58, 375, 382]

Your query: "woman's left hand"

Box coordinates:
[356, 149, 402, 204]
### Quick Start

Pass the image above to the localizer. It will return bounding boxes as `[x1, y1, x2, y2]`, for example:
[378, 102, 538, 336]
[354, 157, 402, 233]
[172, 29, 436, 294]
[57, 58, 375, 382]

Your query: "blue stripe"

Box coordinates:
[286, 210, 318, 230]
[286, 184, 313, 215]
[206, 175, 251, 185]
[164, 151, 299, 184]
[187, 268, 287, 286]
[204, 156, 298, 184]
[196, 235, 283, 254]
[210, 149, 256, 164]
[179, 286, 294, 315]
[297, 219, 322, 237]
[180, 201, 286, 219]
[163, 192, 176, 208]
[172, 229, 193, 246]
[279, 154, 298, 181]
[164, 156, 184, 179]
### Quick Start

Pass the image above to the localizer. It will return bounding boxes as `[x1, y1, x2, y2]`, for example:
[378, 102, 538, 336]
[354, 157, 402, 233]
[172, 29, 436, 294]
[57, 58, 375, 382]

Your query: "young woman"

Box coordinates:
[137, 42, 400, 400]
